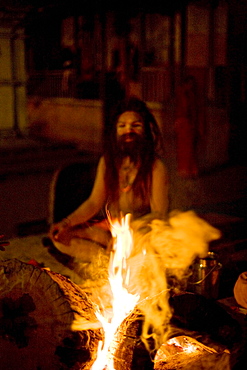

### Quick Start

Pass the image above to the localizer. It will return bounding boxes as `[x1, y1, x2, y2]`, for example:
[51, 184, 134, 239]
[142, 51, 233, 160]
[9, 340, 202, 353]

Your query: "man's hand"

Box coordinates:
[49, 220, 72, 246]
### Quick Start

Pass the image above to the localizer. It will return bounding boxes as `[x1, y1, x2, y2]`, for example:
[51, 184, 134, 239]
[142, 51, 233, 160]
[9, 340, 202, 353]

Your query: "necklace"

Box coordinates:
[121, 182, 133, 193]
[120, 159, 138, 193]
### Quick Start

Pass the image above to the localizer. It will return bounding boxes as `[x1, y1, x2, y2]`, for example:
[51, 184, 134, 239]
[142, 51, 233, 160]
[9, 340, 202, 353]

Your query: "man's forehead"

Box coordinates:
[117, 111, 143, 122]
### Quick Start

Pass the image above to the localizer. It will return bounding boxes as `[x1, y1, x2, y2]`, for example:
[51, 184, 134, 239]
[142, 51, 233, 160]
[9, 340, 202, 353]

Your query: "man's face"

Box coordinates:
[116, 111, 144, 142]
[115, 111, 146, 160]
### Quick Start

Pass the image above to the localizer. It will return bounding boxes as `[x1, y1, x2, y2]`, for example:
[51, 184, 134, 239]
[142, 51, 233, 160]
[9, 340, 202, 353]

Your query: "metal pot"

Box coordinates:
[187, 251, 222, 299]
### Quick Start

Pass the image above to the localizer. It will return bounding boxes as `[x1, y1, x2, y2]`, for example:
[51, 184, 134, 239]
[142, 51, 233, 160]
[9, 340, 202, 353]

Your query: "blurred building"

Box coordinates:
[0, 0, 246, 237]
[1, 0, 246, 152]
[0, 7, 27, 136]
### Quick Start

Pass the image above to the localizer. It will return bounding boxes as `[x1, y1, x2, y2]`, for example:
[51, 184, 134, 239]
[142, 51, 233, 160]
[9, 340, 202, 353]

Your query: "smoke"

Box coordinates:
[70, 209, 221, 359]
[127, 210, 221, 350]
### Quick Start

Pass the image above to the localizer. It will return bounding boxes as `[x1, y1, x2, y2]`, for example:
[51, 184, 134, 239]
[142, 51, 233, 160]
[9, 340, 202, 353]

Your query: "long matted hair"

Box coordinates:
[103, 97, 163, 204]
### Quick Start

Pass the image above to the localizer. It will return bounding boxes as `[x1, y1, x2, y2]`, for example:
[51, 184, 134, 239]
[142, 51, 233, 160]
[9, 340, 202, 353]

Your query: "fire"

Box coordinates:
[154, 335, 219, 368]
[72, 210, 221, 369]
[123, 211, 221, 352]
[91, 213, 140, 370]
[165, 337, 203, 354]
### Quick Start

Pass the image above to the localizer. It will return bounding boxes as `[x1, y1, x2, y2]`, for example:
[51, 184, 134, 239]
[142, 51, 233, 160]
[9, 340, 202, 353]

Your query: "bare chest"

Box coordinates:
[119, 159, 138, 193]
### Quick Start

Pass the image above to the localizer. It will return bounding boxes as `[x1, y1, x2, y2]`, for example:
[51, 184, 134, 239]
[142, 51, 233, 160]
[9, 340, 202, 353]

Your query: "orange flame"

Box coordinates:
[80, 210, 221, 369]
[91, 213, 140, 370]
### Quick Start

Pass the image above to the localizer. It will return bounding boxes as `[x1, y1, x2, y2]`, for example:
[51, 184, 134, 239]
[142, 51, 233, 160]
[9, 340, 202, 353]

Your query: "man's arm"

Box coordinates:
[150, 158, 169, 219]
[50, 156, 107, 241]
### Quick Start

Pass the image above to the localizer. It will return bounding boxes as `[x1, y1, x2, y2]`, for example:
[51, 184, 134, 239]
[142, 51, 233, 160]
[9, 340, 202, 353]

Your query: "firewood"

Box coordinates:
[108, 309, 155, 370]
[154, 335, 231, 370]
[108, 309, 231, 370]
[0, 259, 103, 370]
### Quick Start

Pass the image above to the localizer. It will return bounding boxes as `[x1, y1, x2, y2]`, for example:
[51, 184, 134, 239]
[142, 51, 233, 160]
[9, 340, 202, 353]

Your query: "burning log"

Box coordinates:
[154, 335, 231, 370]
[109, 309, 156, 370]
[107, 307, 232, 370]
[0, 259, 103, 370]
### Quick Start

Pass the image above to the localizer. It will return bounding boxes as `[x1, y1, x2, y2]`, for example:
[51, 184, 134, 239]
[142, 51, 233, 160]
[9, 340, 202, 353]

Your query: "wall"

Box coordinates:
[0, 26, 27, 133]
[28, 98, 104, 153]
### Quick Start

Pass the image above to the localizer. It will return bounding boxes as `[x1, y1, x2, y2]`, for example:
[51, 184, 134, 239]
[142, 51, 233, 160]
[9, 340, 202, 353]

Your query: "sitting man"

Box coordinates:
[49, 97, 169, 260]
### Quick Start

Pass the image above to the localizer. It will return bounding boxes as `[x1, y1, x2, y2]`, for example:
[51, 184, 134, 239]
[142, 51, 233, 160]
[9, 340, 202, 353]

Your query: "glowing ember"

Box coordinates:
[153, 335, 231, 370]
[91, 214, 140, 370]
[167, 337, 197, 354]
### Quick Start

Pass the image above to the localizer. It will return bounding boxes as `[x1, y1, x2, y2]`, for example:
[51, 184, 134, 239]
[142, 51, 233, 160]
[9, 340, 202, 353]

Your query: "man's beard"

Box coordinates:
[117, 133, 146, 163]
